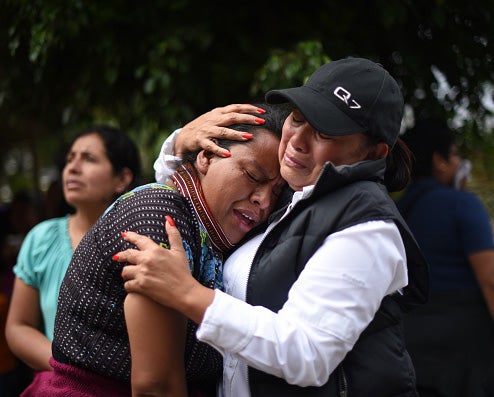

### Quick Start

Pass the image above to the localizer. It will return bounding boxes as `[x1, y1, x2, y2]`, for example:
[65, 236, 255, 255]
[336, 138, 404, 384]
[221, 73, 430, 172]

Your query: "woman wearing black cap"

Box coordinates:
[115, 57, 429, 397]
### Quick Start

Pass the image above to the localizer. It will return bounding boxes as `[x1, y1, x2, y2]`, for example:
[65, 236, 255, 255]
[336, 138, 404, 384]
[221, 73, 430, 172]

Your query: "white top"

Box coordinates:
[153, 128, 183, 184]
[155, 132, 408, 397]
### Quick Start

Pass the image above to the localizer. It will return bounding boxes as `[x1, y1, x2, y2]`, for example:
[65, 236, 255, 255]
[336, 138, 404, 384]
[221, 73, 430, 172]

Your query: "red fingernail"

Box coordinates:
[121, 231, 127, 238]
[112, 254, 119, 261]
[255, 118, 265, 124]
[223, 152, 231, 158]
[257, 107, 266, 114]
[242, 133, 253, 139]
[165, 215, 176, 227]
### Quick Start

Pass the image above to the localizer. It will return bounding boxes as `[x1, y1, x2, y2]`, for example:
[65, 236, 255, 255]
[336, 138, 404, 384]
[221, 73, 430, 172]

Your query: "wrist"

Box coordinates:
[179, 282, 215, 324]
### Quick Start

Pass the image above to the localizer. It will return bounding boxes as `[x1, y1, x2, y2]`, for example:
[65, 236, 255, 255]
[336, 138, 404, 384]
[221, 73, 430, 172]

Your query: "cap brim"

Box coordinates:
[266, 86, 365, 136]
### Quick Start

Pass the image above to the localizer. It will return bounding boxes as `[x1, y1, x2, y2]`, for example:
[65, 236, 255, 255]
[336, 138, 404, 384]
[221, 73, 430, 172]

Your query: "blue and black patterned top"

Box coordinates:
[52, 183, 223, 384]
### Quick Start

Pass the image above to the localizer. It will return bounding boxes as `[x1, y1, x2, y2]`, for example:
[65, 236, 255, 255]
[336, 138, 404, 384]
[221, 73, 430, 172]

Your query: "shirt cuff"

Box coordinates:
[197, 289, 256, 353]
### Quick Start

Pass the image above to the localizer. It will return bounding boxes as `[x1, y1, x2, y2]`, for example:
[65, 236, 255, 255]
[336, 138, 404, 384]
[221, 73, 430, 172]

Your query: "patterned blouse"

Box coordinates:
[52, 183, 223, 384]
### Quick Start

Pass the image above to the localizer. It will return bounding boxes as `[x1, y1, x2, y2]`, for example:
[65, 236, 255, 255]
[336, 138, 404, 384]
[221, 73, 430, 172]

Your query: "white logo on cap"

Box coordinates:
[334, 87, 361, 109]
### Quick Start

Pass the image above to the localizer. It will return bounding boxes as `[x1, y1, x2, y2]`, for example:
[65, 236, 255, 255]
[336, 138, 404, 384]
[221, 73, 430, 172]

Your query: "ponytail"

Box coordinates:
[384, 138, 413, 192]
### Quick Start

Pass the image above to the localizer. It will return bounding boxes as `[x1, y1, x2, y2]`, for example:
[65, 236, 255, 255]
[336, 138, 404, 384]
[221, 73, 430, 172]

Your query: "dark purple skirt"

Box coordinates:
[21, 357, 131, 397]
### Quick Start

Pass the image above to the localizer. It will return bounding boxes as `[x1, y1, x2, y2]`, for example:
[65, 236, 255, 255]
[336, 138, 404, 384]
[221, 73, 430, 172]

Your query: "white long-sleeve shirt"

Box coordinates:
[154, 133, 408, 397]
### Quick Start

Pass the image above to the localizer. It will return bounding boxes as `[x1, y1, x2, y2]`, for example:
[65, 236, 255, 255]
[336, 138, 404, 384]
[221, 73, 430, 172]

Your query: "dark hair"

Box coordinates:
[384, 138, 413, 192]
[364, 131, 413, 192]
[183, 103, 289, 162]
[67, 125, 142, 189]
[401, 118, 455, 180]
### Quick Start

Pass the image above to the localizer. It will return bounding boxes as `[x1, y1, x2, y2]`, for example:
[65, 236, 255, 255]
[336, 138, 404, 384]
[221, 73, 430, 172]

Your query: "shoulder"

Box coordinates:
[331, 180, 395, 217]
[454, 188, 486, 205]
[15, 216, 71, 281]
[454, 189, 491, 221]
[97, 183, 197, 244]
[113, 183, 184, 206]
[103, 183, 188, 219]
[22, 215, 69, 243]
[433, 188, 490, 214]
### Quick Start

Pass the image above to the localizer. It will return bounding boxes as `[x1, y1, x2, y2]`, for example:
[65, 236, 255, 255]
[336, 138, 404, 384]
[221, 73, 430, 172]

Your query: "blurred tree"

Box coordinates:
[0, 0, 493, 206]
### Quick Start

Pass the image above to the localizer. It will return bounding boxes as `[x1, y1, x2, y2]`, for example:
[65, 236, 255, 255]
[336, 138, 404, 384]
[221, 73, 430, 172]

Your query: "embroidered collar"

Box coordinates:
[171, 163, 234, 253]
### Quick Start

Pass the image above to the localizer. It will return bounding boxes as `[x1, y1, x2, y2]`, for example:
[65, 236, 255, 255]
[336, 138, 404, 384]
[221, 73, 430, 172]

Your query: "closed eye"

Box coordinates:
[244, 170, 260, 183]
[291, 113, 305, 124]
[291, 109, 306, 124]
[316, 131, 332, 140]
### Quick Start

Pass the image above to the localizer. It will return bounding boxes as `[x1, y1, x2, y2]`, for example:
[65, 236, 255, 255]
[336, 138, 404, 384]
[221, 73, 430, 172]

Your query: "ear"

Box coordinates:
[195, 150, 213, 176]
[432, 151, 447, 172]
[114, 167, 134, 194]
[370, 142, 389, 160]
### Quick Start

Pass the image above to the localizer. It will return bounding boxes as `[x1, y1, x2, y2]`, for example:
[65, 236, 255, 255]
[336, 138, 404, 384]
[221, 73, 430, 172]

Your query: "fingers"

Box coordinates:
[120, 231, 156, 250]
[112, 231, 159, 265]
[165, 216, 185, 254]
[176, 103, 268, 158]
[112, 216, 183, 266]
[216, 103, 267, 116]
[123, 278, 140, 294]
[112, 247, 141, 265]
[121, 263, 137, 280]
[209, 107, 267, 130]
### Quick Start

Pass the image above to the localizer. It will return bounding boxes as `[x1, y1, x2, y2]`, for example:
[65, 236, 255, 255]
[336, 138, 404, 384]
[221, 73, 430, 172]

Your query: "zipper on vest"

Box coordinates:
[244, 204, 294, 389]
[243, 228, 274, 390]
[337, 365, 348, 397]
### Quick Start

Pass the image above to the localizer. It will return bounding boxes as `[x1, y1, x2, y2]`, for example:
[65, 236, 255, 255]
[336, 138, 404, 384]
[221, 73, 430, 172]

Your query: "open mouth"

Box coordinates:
[233, 209, 260, 231]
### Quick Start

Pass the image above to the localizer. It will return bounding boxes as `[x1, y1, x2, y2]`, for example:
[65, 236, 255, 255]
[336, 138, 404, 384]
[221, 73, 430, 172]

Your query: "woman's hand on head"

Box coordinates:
[175, 104, 266, 158]
[114, 216, 215, 322]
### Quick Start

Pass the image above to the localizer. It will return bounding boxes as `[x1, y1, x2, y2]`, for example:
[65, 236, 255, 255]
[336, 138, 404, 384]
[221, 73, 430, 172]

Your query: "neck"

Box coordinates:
[68, 204, 108, 249]
[171, 163, 234, 253]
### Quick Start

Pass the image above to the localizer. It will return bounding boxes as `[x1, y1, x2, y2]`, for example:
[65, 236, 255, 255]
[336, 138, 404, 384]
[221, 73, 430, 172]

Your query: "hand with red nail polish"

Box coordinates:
[171, 103, 278, 161]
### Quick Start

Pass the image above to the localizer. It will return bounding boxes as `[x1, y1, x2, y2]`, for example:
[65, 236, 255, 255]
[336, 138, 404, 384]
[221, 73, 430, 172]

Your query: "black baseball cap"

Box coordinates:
[265, 57, 404, 147]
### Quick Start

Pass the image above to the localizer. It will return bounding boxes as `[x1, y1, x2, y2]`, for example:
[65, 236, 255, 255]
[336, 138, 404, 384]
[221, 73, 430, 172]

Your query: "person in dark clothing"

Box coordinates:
[397, 118, 494, 397]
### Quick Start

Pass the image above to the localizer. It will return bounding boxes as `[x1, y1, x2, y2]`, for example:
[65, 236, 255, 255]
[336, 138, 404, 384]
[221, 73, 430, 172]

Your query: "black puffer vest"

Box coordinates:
[246, 159, 429, 397]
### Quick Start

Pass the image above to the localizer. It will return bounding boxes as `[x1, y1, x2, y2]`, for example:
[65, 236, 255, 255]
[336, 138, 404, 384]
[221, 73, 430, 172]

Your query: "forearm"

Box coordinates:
[125, 292, 187, 397]
[469, 250, 494, 319]
[481, 286, 494, 319]
[198, 290, 348, 386]
[6, 278, 52, 371]
[6, 325, 52, 371]
[476, 273, 494, 319]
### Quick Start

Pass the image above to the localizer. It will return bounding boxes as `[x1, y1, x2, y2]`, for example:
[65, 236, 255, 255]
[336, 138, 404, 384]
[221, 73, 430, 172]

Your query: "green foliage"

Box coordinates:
[250, 41, 331, 96]
[1, 0, 493, 211]
[467, 151, 494, 218]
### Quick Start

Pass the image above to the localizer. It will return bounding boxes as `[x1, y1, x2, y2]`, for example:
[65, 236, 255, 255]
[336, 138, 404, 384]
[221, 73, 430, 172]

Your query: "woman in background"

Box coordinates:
[397, 119, 494, 397]
[6, 126, 141, 389]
